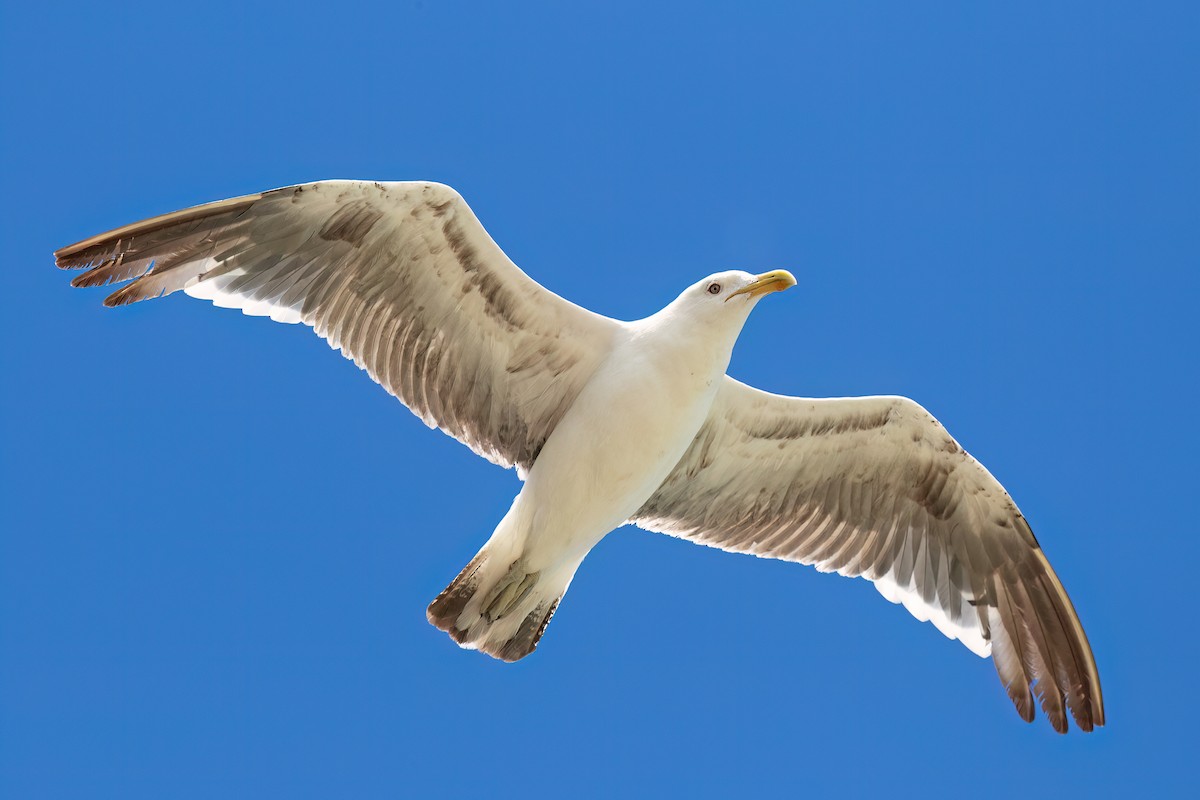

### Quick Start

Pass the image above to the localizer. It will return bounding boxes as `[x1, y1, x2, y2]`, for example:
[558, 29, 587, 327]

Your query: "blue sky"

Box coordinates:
[2, 1, 1197, 797]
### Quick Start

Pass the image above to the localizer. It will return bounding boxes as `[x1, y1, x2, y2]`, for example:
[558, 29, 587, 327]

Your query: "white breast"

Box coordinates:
[516, 318, 736, 566]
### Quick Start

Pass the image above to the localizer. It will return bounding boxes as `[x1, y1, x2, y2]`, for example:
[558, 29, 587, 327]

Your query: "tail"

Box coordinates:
[427, 547, 575, 662]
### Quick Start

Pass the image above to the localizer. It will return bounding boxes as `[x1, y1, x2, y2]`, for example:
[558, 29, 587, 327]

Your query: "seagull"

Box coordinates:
[56, 180, 1103, 733]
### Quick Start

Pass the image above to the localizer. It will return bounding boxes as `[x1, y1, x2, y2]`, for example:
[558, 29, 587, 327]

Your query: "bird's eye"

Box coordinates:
[707, 283, 722, 295]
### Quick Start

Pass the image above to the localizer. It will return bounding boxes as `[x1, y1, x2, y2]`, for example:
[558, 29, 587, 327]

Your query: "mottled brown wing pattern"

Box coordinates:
[632, 377, 1103, 732]
[57, 181, 619, 473]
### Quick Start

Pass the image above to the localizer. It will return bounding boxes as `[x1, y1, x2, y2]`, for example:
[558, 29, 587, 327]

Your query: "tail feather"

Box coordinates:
[427, 550, 570, 662]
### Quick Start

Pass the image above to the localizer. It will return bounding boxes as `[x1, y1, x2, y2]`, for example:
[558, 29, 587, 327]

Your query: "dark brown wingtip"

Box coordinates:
[55, 190, 267, 287]
[69, 270, 106, 288]
[55, 247, 104, 271]
[102, 289, 134, 308]
[55, 191, 264, 263]
[1032, 550, 1105, 732]
[989, 550, 1104, 734]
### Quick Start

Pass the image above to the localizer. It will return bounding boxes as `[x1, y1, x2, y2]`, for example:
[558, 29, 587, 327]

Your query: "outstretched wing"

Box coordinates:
[57, 181, 619, 473]
[632, 377, 1104, 733]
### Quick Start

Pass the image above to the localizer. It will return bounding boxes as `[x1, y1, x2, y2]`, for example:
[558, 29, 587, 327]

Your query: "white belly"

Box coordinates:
[514, 328, 727, 570]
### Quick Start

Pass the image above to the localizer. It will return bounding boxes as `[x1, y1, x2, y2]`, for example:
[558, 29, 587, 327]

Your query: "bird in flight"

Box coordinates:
[57, 180, 1103, 733]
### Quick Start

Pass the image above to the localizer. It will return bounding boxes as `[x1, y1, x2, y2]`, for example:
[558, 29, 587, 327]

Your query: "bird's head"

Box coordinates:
[648, 269, 796, 350]
[675, 269, 796, 318]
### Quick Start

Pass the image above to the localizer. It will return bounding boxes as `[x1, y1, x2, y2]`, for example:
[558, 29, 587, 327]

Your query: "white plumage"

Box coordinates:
[57, 180, 1103, 733]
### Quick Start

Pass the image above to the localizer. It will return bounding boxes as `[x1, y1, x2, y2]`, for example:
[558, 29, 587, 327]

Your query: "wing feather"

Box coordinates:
[57, 181, 619, 473]
[632, 377, 1103, 732]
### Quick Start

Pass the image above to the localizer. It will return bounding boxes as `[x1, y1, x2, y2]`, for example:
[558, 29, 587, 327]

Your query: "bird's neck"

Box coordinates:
[629, 307, 745, 385]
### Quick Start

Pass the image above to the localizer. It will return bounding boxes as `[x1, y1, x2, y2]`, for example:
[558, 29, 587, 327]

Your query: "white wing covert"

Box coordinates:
[57, 181, 619, 473]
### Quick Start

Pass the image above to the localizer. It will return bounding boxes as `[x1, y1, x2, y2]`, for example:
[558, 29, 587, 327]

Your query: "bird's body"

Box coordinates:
[522, 315, 730, 565]
[437, 282, 754, 655]
[57, 180, 1104, 732]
